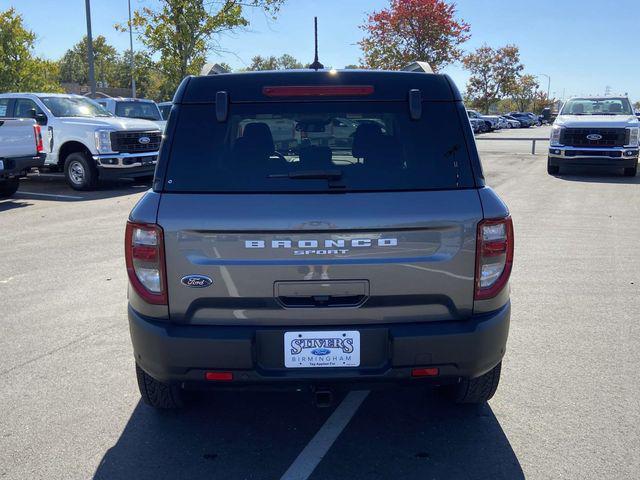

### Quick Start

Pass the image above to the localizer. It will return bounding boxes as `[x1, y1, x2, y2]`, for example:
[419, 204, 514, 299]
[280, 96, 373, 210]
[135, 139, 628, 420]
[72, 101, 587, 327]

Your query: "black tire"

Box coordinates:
[623, 165, 637, 177]
[136, 363, 184, 409]
[547, 158, 559, 175]
[64, 152, 98, 190]
[0, 178, 20, 198]
[450, 362, 502, 404]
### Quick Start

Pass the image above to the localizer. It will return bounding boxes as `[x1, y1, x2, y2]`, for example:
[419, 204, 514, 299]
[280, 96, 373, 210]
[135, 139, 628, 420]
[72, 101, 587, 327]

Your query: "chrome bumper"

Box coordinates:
[93, 151, 158, 169]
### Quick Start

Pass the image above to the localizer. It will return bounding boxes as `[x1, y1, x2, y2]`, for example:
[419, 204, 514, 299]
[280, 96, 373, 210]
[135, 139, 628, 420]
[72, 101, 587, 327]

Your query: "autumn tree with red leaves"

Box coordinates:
[359, 0, 470, 71]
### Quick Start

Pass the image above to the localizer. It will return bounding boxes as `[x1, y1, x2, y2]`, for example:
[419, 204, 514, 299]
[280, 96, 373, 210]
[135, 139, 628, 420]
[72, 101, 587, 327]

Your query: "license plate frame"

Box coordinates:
[284, 330, 360, 368]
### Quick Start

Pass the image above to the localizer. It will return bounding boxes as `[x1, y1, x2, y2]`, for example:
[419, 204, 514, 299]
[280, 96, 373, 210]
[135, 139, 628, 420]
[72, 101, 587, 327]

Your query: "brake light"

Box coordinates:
[33, 125, 44, 153]
[205, 371, 233, 381]
[474, 217, 514, 300]
[125, 222, 167, 305]
[262, 85, 374, 97]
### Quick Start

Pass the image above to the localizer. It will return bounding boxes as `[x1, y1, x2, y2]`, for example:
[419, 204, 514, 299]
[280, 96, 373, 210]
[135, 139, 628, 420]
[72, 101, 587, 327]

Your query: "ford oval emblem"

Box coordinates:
[138, 136, 151, 144]
[181, 275, 213, 288]
[311, 348, 331, 356]
[586, 134, 603, 141]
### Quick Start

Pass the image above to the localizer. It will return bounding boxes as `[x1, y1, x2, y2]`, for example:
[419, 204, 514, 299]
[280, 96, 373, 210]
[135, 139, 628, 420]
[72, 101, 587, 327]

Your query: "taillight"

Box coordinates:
[33, 125, 44, 153]
[474, 217, 514, 300]
[125, 222, 167, 305]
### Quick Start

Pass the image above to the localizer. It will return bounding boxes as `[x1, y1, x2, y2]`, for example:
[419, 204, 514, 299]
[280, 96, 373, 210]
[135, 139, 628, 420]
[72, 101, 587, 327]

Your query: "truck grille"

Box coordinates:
[561, 128, 628, 148]
[110, 131, 162, 153]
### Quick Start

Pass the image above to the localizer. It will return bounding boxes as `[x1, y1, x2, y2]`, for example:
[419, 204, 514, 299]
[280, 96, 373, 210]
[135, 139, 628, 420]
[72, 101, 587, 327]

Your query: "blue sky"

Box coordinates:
[2, 0, 639, 100]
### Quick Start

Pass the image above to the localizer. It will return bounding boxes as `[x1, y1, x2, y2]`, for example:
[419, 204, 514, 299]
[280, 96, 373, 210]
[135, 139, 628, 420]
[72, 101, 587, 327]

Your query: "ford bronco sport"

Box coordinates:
[126, 69, 513, 409]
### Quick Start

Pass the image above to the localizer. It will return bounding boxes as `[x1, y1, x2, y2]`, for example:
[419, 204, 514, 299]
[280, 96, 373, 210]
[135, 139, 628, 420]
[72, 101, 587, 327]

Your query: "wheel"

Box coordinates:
[136, 363, 184, 409]
[64, 152, 98, 190]
[624, 165, 637, 177]
[449, 362, 502, 404]
[0, 178, 20, 198]
[506, 123, 512, 129]
[547, 158, 559, 175]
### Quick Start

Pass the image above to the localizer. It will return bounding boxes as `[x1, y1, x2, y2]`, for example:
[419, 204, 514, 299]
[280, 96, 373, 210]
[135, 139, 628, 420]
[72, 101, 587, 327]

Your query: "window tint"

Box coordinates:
[165, 102, 473, 193]
[14, 98, 42, 118]
[0, 99, 9, 117]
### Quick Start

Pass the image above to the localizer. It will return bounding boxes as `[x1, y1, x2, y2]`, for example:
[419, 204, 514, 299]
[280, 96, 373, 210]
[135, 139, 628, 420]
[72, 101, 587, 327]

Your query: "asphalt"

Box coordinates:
[1, 125, 639, 479]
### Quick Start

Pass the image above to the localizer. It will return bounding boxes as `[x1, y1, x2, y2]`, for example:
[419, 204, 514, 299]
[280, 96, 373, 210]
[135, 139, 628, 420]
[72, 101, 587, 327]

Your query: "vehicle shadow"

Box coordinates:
[12, 174, 153, 203]
[0, 199, 33, 212]
[554, 166, 640, 184]
[311, 388, 524, 480]
[93, 388, 522, 480]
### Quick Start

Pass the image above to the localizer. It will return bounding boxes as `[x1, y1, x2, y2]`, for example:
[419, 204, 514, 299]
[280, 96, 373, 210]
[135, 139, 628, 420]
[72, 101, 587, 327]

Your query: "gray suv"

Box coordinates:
[126, 70, 513, 409]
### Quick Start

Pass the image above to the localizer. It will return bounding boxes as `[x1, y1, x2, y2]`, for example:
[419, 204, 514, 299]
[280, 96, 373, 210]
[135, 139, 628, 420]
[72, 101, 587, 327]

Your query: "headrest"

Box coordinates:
[352, 122, 384, 158]
[239, 122, 274, 154]
[299, 145, 333, 168]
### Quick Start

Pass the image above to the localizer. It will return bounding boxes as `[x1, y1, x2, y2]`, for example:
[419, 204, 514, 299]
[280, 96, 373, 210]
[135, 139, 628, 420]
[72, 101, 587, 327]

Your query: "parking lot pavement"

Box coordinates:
[1, 145, 639, 480]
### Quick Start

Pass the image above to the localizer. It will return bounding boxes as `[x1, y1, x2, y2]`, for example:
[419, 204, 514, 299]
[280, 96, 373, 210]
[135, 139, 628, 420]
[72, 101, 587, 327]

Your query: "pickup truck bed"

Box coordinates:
[0, 118, 46, 198]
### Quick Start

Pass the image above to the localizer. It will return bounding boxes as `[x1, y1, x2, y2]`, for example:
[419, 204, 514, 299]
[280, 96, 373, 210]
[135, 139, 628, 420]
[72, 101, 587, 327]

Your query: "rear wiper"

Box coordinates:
[268, 169, 343, 180]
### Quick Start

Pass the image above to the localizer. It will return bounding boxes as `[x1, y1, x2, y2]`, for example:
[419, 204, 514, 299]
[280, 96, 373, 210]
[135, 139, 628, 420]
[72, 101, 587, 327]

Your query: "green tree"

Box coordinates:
[0, 8, 62, 92]
[359, 0, 470, 71]
[119, 0, 285, 98]
[511, 74, 539, 112]
[245, 54, 303, 71]
[114, 50, 163, 99]
[59, 35, 120, 88]
[463, 44, 523, 114]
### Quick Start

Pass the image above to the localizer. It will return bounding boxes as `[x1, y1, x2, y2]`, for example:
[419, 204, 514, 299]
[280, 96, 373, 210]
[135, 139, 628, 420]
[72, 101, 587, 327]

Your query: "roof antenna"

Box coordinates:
[309, 17, 324, 71]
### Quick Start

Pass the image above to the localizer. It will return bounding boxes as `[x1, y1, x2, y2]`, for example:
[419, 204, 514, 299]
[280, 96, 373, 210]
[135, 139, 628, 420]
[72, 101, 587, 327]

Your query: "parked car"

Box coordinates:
[469, 117, 486, 133]
[96, 97, 166, 131]
[467, 109, 497, 131]
[0, 117, 46, 198]
[501, 116, 521, 129]
[126, 69, 514, 409]
[0, 93, 162, 190]
[548, 96, 639, 176]
[507, 112, 534, 128]
[158, 101, 172, 121]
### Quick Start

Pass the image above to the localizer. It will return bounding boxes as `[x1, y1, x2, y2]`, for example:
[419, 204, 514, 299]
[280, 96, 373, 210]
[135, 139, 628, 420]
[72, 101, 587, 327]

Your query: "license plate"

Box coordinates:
[284, 330, 360, 368]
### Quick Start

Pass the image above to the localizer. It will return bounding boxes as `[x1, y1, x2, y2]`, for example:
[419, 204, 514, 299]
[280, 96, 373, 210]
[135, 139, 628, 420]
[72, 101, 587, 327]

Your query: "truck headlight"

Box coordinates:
[626, 127, 639, 147]
[550, 125, 564, 146]
[95, 129, 115, 153]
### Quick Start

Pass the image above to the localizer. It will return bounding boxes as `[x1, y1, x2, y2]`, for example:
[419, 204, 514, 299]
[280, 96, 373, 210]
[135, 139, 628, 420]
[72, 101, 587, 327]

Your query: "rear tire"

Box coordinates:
[0, 178, 20, 198]
[136, 363, 184, 409]
[450, 362, 502, 404]
[547, 158, 559, 175]
[64, 152, 98, 190]
[624, 165, 637, 177]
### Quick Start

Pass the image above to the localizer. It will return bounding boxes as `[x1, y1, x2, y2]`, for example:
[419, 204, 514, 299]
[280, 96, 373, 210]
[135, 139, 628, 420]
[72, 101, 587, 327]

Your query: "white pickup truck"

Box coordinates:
[548, 96, 639, 176]
[0, 93, 162, 190]
[0, 118, 46, 198]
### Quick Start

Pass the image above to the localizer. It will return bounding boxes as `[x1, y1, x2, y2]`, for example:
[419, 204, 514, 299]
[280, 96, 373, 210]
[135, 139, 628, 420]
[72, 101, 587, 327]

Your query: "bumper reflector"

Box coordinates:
[411, 367, 439, 377]
[205, 371, 233, 381]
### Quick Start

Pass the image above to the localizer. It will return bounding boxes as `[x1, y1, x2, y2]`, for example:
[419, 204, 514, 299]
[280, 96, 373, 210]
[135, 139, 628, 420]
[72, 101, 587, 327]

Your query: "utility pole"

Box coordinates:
[537, 73, 551, 100]
[85, 0, 96, 97]
[128, 0, 136, 98]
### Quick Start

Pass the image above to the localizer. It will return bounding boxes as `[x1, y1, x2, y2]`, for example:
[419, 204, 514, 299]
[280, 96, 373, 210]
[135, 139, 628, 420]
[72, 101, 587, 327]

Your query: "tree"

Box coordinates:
[0, 8, 62, 92]
[511, 74, 539, 112]
[119, 0, 285, 99]
[359, 0, 470, 71]
[245, 54, 303, 71]
[463, 44, 523, 114]
[59, 36, 119, 88]
[113, 50, 162, 99]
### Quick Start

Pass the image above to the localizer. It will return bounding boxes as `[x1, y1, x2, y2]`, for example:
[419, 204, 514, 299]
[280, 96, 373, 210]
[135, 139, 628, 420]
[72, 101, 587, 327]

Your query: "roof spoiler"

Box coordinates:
[401, 61, 433, 74]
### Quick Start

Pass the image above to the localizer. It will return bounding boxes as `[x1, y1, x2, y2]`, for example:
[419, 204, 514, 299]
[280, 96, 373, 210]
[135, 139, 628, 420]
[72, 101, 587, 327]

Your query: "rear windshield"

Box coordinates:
[164, 102, 474, 193]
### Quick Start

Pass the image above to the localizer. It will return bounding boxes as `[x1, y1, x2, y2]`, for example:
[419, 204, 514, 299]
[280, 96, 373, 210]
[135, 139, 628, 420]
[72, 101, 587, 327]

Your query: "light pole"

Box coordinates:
[128, 0, 136, 98]
[537, 73, 551, 100]
[85, 0, 96, 97]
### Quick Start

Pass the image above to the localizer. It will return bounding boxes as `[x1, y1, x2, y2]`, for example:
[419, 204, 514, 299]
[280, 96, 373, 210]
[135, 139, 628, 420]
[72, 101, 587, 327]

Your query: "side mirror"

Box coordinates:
[35, 113, 47, 125]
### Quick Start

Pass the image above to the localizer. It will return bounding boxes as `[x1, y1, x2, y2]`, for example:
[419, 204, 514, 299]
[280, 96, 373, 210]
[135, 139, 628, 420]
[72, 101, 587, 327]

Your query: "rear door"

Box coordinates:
[158, 100, 482, 327]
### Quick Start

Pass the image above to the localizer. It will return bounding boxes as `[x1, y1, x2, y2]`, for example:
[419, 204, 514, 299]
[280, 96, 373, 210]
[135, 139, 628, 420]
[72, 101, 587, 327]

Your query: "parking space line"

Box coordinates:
[280, 390, 369, 480]
[16, 191, 84, 200]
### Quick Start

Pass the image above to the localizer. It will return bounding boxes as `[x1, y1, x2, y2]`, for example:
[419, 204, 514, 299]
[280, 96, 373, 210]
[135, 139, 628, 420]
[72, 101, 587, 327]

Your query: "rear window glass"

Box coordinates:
[115, 101, 162, 121]
[164, 102, 473, 193]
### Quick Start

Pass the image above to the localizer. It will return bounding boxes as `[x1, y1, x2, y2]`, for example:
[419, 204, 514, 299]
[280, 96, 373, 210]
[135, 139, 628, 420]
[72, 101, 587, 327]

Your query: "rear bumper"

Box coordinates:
[549, 147, 638, 168]
[129, 302, 510, 386]
[0, 153, 46, 178]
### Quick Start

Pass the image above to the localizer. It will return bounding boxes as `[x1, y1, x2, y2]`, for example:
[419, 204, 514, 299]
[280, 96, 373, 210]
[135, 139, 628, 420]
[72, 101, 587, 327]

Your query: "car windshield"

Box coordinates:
[115, 101, 162, 121]
[561, 98, 633, 115]
[165, 101, 474, 193]
[39, 96, 112, 117]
